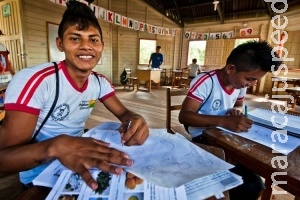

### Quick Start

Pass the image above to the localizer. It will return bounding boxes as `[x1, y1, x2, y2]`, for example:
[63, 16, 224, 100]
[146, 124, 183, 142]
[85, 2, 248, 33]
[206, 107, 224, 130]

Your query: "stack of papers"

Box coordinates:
[33, 122, 243, 200]
[248, 108, 299, 137]
[216, 108, 300, 155]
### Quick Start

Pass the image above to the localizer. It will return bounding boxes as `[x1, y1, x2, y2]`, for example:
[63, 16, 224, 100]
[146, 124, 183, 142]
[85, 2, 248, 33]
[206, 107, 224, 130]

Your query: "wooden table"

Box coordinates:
[270, 76, 300, 98]
[202, 128, 300, 200]
[285, 87, 300, 109]
[136, 68, 161, 92]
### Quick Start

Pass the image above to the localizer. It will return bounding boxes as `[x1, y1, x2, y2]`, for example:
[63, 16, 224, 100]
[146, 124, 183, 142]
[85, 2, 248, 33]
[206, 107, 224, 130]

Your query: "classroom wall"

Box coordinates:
[181, 18, 270, 68]
[2, 0, 300, 90]
[20, 0, 180, 85]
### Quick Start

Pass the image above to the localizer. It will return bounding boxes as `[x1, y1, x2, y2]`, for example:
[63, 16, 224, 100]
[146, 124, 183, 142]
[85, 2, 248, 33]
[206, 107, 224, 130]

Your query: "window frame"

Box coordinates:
[138, 39, 157, 65]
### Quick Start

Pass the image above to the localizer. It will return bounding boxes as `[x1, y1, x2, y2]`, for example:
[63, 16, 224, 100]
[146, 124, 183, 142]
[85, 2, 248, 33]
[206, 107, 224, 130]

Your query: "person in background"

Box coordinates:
[183, 58, 201, 79]
[148, 46, 164, 69]
[179, 40, 282, 200]
[0, 1, 149, 198]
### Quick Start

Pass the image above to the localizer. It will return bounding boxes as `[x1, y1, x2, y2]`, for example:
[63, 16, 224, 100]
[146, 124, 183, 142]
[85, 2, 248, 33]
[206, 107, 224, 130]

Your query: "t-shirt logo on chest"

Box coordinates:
[79, 100, 96, 110]
[51, 103, 70, 121]
[212, 99, 222, 111]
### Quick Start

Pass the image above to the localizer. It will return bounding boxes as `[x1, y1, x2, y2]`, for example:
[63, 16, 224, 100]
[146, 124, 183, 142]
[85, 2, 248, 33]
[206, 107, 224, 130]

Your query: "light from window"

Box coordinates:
[139, 39, 156, 65]
[187, 41, 206, 66]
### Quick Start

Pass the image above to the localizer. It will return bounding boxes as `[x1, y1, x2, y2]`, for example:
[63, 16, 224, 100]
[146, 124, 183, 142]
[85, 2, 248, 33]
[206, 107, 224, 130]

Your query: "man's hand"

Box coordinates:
[226, 108, 242, 116]
[53, 135, 133, 190]
[118, 114, 149, 146]
[223, 115, 253, 133]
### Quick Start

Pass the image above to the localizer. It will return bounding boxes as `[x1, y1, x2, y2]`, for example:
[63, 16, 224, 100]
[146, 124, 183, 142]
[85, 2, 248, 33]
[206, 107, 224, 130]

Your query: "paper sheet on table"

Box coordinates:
[216, 124, 300, 155]
[33, 159, 67, 187]
[83, 122, 234, 188]
[45, 168, 242, 200]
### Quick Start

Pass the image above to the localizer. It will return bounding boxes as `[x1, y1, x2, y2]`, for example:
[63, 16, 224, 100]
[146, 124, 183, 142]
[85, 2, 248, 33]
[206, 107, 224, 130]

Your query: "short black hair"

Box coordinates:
[226, 40, 282, 72]
[156, 46, 161, 49]
[192, 58, 197, 63]
[58, 1, 103, 43]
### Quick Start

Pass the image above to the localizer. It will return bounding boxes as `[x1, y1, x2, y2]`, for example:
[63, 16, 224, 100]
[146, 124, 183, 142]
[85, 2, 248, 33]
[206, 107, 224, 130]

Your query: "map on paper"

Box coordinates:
[82, 122, 234, 188]
[33, 122, 243, 200]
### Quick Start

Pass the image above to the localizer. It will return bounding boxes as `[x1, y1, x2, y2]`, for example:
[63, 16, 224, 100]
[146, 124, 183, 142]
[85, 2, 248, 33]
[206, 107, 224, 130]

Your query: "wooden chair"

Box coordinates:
[160, 68, 169, 85]
[171, 69, 182, 88]
[180, 68, 190, 88]
[123, 68, 138, 90]
[166, 87, 191, 140]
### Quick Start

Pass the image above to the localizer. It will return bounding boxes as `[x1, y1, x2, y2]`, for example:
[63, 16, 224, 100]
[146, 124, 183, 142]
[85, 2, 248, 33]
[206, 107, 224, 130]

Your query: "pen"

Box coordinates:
[244, 105, 248, 117]
[122, 121, 131, 145]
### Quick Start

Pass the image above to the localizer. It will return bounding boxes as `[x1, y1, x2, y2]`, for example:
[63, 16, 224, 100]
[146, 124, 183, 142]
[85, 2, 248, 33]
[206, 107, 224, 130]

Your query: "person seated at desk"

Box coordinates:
[0, 1, 149, 199]
[178, 40, 282, 200]
[183, 58, 201, 79]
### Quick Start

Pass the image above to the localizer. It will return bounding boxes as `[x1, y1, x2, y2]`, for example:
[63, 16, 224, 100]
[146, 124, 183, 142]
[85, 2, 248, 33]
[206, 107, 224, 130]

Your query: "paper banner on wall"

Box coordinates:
[221, 31, 234, 39]
[114, 13, 121, 25]
[240, 27, 253, 37]
[190, 32, 196, 39]
[107, 10, 114, 23]
[185, 31, 191, 38]
[172, 29, 177, 36]
[99, 7, 107, 20]
[197, 33, 209, 40]
[50, 0, 177, 37]
[209, 32, 221, 40]
[55, 0, 67, 6]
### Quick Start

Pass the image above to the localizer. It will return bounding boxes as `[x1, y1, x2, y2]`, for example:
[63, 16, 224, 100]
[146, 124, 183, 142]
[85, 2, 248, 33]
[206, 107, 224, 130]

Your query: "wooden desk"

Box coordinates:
[203, 128, 300, 200]
[270, 76, 300, 97]
[285, 87, 300, 109]
[136, 68, 161, 92]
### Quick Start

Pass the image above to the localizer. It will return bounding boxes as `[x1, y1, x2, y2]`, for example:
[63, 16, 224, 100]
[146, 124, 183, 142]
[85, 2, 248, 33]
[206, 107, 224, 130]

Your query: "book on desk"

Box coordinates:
[217, 108, 300, 155]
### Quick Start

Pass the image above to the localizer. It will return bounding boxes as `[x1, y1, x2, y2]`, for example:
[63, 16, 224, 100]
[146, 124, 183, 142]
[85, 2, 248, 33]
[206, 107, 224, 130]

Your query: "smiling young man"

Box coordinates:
[0, 1, 148, 197]
[179, 40, 282, 200]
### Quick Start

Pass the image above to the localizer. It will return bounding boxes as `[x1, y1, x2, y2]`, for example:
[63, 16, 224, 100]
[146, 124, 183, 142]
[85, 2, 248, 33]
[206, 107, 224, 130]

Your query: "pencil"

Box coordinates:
[244, 105, 248, 117]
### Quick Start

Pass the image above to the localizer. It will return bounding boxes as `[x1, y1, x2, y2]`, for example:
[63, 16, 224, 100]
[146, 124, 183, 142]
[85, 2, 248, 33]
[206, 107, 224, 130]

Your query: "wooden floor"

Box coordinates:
[0, 85, 298, 200]
[85, 85, 185, 130]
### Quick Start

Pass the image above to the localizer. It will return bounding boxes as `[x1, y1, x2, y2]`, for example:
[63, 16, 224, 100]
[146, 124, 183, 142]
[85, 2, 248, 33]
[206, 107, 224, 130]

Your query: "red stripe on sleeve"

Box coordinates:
[16, 66, 56, 105]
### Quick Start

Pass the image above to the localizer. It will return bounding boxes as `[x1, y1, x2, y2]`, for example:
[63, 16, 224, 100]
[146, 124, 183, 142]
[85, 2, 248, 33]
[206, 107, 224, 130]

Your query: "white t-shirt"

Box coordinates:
[5, 61, 115, 184]
[188, 63, 201, 77]
[186, 70, 247, 138]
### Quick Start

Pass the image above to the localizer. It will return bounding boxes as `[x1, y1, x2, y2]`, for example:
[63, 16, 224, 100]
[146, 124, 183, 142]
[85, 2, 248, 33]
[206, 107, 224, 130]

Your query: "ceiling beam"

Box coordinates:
[165, 0, 231, 11]
[182, 8, 269, 21]
[261, 0, 274, 18]
[142, 0, 183, 27]
[172, 0, 182, 23]
[216, 0, 224, 24]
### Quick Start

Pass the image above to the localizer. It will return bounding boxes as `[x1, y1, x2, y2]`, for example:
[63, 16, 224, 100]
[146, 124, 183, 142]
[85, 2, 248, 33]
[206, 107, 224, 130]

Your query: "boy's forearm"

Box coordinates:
[179, 111, 227, 128]
[0, 139, 54, 174]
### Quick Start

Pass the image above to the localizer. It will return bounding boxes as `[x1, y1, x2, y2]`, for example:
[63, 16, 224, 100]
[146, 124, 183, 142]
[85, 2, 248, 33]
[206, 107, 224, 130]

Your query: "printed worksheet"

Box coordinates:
[247, 108, 299, 136]
[45, 168, 242, 200]
[36, 122, 243, 200]
[216, 124, 300, 155]
[83, 122, 234, 188]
